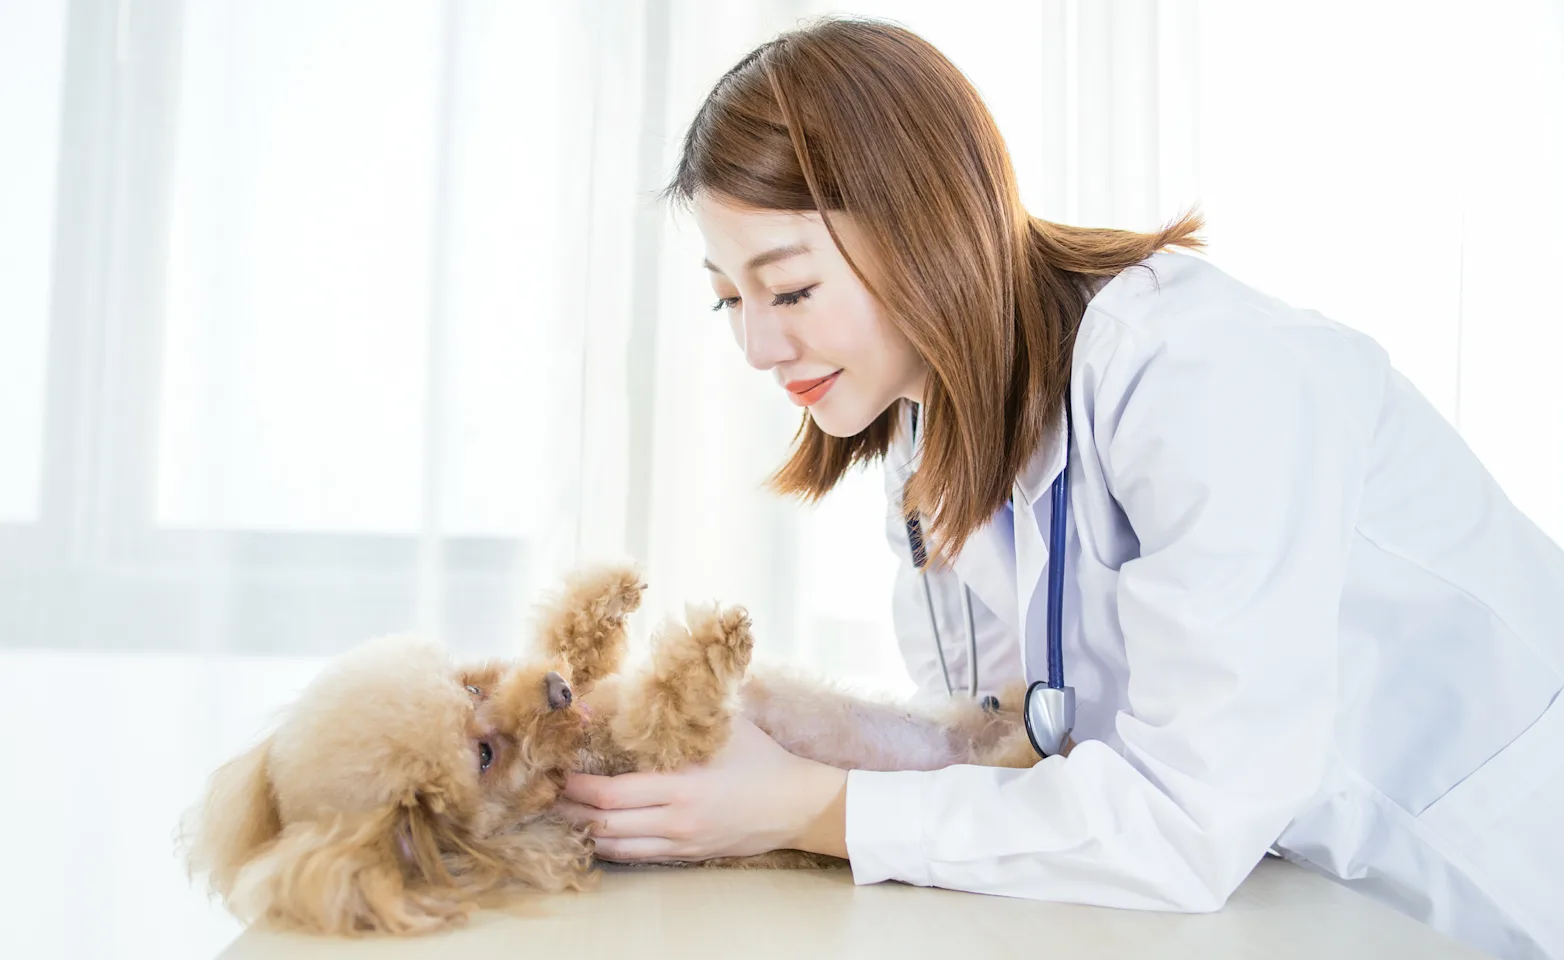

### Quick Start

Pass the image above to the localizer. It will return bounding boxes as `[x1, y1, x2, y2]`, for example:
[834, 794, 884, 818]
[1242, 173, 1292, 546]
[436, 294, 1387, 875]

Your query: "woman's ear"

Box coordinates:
[182, 736, 282, 902]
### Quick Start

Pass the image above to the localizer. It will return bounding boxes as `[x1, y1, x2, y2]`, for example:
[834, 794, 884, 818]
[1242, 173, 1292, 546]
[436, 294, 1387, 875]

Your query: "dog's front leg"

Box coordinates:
[532, 563, 646, 691]
[607, 603, 753, 771]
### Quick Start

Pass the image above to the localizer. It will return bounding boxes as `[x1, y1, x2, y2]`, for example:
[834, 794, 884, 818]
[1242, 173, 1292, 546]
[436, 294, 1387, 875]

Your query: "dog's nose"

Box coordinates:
[545, 671, 573, 710]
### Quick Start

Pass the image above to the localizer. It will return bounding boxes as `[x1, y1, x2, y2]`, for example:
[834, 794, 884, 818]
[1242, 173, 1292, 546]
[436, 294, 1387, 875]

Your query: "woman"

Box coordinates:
[557, 18, 1564, 959]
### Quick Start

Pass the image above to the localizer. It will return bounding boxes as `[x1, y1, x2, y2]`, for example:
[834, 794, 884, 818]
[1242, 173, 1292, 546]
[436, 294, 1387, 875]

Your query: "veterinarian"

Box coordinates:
[557, 18, 1564, 959]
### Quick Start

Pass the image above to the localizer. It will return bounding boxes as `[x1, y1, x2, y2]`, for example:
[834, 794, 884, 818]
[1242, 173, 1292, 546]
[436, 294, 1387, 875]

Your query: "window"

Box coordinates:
[0, 0, 66, 526]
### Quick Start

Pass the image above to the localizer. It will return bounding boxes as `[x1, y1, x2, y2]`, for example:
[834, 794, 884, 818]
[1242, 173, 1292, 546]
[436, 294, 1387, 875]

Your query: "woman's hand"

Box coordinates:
[554, 717, 848, 862]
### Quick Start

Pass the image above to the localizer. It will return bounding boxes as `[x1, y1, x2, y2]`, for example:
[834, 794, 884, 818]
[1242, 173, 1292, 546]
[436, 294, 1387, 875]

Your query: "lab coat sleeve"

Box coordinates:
[846, 316, 1372, 910]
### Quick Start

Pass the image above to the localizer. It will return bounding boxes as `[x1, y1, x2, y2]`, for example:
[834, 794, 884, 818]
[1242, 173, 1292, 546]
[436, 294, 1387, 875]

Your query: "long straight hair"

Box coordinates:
[667, 17, 1203, 561]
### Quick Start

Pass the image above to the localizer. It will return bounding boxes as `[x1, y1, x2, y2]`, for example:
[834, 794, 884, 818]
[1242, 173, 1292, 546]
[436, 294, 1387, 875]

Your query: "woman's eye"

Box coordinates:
[770, 285, 817, 307]
[709, 285, 816, 312]
[478, 741, 493, 772]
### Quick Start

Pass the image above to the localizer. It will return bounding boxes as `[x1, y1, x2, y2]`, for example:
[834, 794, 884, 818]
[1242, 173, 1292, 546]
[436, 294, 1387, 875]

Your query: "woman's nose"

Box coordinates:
[738, 306, 798, 372]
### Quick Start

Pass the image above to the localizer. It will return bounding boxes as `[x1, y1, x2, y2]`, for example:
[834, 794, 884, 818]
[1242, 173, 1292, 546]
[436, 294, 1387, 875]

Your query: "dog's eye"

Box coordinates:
[465, 684, 481, 696]
[478, 741, 493, 772]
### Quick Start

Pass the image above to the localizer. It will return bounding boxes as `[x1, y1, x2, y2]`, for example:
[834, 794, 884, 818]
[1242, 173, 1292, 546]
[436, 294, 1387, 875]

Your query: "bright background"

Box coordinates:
[2, 1, 1561, 957]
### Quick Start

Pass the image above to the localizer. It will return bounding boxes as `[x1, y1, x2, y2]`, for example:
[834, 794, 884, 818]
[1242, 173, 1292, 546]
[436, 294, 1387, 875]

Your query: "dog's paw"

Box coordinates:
[567, 563, 647, 626]
[536, 563, 647, 688]
[684, 602, 754, 684]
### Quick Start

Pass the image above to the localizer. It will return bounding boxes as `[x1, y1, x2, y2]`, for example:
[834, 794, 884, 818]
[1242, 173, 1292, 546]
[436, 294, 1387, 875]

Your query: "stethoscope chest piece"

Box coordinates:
[1023, 681, 1076, 758]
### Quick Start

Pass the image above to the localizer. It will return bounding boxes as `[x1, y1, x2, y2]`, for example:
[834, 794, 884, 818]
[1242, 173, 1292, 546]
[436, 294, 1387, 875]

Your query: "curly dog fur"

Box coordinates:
[183, 563, 1038, 935]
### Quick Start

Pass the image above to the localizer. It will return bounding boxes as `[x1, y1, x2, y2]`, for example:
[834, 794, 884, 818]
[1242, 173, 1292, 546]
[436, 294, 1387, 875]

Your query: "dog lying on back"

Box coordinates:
[184, 564, 1037, 935]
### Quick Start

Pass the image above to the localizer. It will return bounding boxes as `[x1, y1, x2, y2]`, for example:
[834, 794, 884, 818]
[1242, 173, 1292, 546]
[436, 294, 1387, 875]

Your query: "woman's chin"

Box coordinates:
[808, 400, 880, 438]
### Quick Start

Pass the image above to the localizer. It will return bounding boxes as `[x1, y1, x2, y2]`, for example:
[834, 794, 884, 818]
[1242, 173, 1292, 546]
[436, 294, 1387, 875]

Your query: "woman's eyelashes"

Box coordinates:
[771, 285, 817, 307]
[710, 284, 818, 312]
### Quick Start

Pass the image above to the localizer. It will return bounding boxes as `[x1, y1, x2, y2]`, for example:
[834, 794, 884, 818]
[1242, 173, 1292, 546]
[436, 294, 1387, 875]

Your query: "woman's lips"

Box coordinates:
[784, 370, 841, 406]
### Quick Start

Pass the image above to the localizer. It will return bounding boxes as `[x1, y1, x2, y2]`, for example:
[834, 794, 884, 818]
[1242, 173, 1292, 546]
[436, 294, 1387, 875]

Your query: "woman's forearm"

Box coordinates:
[787, 760, 850, 859]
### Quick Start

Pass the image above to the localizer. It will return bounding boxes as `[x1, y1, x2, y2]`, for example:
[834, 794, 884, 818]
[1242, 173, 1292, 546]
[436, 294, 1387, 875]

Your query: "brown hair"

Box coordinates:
[666, 17, 1203, 561]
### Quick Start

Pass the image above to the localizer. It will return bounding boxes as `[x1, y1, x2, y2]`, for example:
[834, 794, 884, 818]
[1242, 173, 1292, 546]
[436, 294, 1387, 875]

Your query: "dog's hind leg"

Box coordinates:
[609, 603, 753, 771]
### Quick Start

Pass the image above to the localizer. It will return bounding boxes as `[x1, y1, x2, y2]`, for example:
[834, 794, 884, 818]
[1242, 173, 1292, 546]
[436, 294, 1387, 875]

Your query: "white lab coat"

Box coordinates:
[846, 251, 1564, 960]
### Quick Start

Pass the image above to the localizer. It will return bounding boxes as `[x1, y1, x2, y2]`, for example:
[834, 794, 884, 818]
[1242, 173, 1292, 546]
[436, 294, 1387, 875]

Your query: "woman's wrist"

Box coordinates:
[785, 759, 850, 859]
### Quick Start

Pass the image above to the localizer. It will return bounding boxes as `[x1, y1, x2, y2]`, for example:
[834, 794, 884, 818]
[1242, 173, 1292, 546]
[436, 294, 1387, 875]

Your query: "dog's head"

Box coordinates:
[184, 636, 597, 935]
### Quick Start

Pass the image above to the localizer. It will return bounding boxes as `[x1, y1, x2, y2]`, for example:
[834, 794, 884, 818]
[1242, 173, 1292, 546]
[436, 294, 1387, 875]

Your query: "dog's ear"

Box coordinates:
[227, 802, 473, 936]
[183, 741, 466, 936]
[183, 736, 282, 901]
[235, 804, 595, 935]
[188, 747, 597, 935]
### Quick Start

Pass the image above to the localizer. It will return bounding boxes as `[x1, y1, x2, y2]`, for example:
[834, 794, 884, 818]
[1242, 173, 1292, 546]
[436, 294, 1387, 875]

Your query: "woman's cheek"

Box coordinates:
[726, 309, 744, 351]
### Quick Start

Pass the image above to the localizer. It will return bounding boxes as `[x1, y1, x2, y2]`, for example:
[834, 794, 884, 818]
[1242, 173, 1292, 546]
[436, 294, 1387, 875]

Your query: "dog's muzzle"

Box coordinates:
[545, 671, 573, 710]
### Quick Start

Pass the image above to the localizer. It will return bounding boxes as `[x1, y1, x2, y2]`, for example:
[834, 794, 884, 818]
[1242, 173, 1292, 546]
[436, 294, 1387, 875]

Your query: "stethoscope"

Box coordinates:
[904, 407, 1076, 759]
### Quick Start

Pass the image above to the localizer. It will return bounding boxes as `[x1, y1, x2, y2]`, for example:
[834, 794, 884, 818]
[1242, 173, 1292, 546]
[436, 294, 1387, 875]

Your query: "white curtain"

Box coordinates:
[2, 2, 1561, 957]
[3, 0, 1560, 672]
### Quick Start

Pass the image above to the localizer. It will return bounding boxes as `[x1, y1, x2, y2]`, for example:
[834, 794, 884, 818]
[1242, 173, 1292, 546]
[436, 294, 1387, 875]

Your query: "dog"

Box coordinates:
[183, 563, 1037, 935]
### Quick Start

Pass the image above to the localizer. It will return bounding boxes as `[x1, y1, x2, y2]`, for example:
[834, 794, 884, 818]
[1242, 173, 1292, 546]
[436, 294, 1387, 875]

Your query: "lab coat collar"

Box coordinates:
[1012, 406, 1070, 507]
[902, 398, 1069, 509]
[1012, 265, 1120, 506]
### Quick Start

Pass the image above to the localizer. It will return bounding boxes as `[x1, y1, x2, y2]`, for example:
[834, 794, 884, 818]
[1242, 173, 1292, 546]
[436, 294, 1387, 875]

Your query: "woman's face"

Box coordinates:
[692, 193, 926, 438]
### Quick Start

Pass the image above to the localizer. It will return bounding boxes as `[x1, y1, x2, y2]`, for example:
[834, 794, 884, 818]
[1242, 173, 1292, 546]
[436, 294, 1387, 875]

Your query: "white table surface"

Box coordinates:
[218, 857, 1490, 960]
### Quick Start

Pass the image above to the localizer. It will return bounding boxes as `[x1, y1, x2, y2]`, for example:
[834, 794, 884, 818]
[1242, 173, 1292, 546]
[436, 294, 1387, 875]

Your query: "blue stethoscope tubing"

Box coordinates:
[1024, 424, 1076, 759]
[905, 405, 1076, 758]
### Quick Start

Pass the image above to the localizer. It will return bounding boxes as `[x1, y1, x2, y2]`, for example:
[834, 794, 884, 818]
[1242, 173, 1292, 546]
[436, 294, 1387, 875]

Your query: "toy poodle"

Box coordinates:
[183, 563, 1038, 935]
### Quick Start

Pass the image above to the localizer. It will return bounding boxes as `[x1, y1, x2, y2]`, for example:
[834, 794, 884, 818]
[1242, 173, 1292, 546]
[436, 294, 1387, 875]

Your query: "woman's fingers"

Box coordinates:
[556, 771, 692, 845]
[590, 835, 686, 864]
[563, 771, 678, 810]
[555, 799, 687, 840]
[551, 719, 817, 862]
[553, 798, 607, 829]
